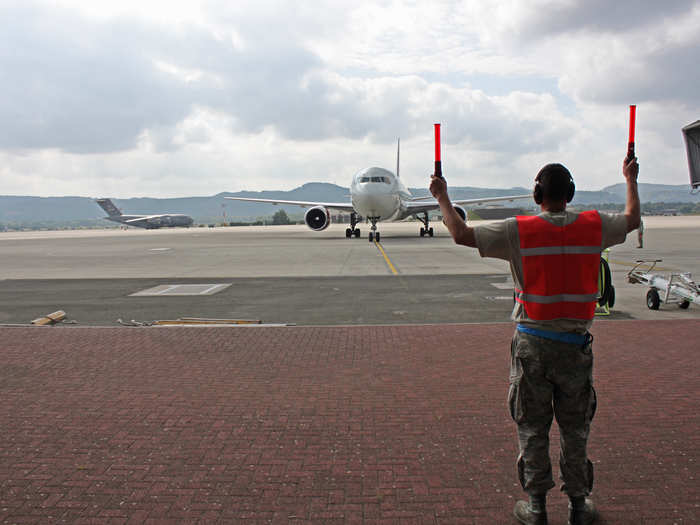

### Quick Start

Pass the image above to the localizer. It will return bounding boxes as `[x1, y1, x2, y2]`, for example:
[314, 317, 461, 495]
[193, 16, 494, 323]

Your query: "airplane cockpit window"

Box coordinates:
[359, 175, 390, 184]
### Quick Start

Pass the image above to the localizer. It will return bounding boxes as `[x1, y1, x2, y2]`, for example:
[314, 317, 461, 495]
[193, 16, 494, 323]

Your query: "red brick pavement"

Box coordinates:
[0, 320, 698, 524]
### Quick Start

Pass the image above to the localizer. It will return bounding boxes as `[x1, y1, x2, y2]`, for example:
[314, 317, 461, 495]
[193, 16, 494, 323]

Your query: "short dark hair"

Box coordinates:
[536, 163, 573, 202]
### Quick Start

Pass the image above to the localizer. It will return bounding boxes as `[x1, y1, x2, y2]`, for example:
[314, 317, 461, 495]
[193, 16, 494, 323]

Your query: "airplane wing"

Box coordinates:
[224, 197, 356, 213]
[124, 215, 168, 223]
[405, 193, 532, 214]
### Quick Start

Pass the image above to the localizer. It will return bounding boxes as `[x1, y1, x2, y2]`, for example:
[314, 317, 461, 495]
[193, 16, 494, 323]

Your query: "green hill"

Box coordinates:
[1, 182, 697, 229]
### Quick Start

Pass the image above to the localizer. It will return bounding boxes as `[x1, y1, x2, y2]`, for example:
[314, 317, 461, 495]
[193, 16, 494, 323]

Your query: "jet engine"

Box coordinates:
[443, 205, 467, 225]
[304, 206, 331, 231]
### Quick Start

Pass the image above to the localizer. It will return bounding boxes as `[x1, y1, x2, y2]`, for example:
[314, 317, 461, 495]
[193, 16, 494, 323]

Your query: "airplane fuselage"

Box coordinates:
[350, 167, 412, 222]
[105, 214, 193, 229]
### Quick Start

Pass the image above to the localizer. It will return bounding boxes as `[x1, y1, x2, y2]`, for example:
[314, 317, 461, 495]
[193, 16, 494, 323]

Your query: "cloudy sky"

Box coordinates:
[1, 0, 698, 198]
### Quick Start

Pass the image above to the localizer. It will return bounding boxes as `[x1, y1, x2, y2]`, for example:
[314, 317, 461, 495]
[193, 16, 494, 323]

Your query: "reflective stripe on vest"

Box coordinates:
[516, 210, 602, 321]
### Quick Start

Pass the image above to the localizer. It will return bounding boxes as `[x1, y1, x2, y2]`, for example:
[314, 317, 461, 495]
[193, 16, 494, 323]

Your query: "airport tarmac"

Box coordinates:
[1, 216, 699, 523]
[1, 216, 699, 326]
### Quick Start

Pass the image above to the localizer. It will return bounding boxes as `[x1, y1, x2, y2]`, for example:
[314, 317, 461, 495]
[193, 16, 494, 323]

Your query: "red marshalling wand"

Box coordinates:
[627, 105, 636, 162]
[434, 123, 443, 178]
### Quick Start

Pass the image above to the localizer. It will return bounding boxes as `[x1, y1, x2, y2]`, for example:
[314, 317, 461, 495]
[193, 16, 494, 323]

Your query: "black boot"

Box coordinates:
[513, 494, 548, 525]
[568, 496, 597, 525]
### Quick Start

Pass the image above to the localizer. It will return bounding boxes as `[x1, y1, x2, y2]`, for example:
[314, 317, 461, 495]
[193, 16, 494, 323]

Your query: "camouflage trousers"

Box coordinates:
[508, 330, 597, 497]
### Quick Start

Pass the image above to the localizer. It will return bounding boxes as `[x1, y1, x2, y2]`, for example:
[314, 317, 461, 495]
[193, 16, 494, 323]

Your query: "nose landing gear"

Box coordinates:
[368, 217, 380, 242]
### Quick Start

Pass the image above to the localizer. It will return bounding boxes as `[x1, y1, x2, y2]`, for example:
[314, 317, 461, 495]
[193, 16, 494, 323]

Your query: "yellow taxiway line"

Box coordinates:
[374, 241, 399, 275]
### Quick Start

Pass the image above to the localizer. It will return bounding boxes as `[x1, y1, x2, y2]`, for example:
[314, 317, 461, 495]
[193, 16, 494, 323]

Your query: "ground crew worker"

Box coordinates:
[430, 158, 640, 525]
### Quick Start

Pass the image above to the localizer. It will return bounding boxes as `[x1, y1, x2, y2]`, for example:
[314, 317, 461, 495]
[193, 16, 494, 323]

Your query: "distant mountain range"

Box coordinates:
[1, 182, 697, 226]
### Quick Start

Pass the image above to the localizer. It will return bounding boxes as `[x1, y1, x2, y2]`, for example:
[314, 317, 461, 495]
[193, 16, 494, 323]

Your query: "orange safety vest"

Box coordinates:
[515, 210, 602, 321]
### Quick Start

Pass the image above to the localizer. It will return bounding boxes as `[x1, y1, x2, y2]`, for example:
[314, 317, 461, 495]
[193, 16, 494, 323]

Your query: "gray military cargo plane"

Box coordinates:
[96, 198, 193, 229]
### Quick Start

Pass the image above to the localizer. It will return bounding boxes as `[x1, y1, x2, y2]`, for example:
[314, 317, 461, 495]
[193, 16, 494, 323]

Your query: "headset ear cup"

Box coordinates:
[567, 179, 575, 203]
[534, 183, 543, 204]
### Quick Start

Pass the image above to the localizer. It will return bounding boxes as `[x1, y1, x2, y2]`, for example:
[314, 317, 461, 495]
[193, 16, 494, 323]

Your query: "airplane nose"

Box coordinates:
[361, 193, 396, 217]
[365, 194, 389, 208]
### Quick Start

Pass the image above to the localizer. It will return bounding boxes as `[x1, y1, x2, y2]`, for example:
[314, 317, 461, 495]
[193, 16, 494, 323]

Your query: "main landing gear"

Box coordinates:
[345, 212, 361, 238]
[367, 217, 380, 243]
[418, 212, 434, 237]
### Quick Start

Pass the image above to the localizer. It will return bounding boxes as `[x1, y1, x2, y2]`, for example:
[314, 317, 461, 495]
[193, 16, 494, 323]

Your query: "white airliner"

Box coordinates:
[225, 141, 531, 242]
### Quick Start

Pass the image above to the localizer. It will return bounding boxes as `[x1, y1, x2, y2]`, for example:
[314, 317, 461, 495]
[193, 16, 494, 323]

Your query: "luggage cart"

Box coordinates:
[627, 260, 700, 310]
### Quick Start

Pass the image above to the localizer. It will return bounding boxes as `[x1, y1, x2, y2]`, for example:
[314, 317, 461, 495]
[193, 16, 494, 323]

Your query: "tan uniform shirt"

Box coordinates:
[474, 210, 628, 334]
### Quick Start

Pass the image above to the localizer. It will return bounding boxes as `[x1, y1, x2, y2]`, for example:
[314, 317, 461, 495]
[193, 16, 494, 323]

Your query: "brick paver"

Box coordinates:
[0, 320, 698, 524]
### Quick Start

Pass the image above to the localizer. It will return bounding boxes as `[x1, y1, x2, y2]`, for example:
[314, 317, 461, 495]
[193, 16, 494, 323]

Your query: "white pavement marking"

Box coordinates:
[131, 284, 232, 296]
[199, 284, 226, 295]
[155, 285, 180, 295]
[491, 281, 514, 290]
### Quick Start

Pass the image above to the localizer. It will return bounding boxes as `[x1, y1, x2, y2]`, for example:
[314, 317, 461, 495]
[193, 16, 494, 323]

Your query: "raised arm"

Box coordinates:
[429, 175, 477, 247]
[623, 156, 641, 233]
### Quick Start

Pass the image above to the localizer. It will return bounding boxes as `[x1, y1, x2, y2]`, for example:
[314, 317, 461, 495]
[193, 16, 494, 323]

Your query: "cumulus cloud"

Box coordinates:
[463, 0, 700, 106]
[557, 16, 700, 106]
[0, 6, 202, 152]
[0, 0, 698, 196]
[0, 3, 321, 152]
[0, 1, 574, 155]
[467, 0, 696, 42]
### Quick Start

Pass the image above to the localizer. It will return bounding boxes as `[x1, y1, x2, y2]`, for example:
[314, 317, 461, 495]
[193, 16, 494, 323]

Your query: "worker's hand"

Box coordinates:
[430, 174, 448, 201]
[623, 156, 639, 183]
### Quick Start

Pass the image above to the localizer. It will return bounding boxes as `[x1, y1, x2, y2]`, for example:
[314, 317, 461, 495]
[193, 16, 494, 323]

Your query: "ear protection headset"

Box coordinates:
[533, 164, 575, 204]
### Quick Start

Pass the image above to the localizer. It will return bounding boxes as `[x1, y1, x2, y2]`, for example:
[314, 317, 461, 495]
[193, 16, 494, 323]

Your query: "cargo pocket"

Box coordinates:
[508, 335, 525, 424]
[517, 455, 526, 490]
[508, 377, 525, 424]
[585, 384, 597, 423]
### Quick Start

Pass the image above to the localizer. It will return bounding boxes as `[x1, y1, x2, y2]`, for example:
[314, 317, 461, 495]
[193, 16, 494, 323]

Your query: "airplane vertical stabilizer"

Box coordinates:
[96, 198, 122, 217]
[396, 138, 400, 178]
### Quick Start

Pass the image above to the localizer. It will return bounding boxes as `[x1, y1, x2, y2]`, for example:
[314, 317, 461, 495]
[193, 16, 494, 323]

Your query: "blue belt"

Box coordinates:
[517, 324, 591, 346]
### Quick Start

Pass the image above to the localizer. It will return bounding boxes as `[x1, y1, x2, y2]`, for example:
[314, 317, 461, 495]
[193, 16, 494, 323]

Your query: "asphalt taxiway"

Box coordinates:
[1, 216, 699, 326]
